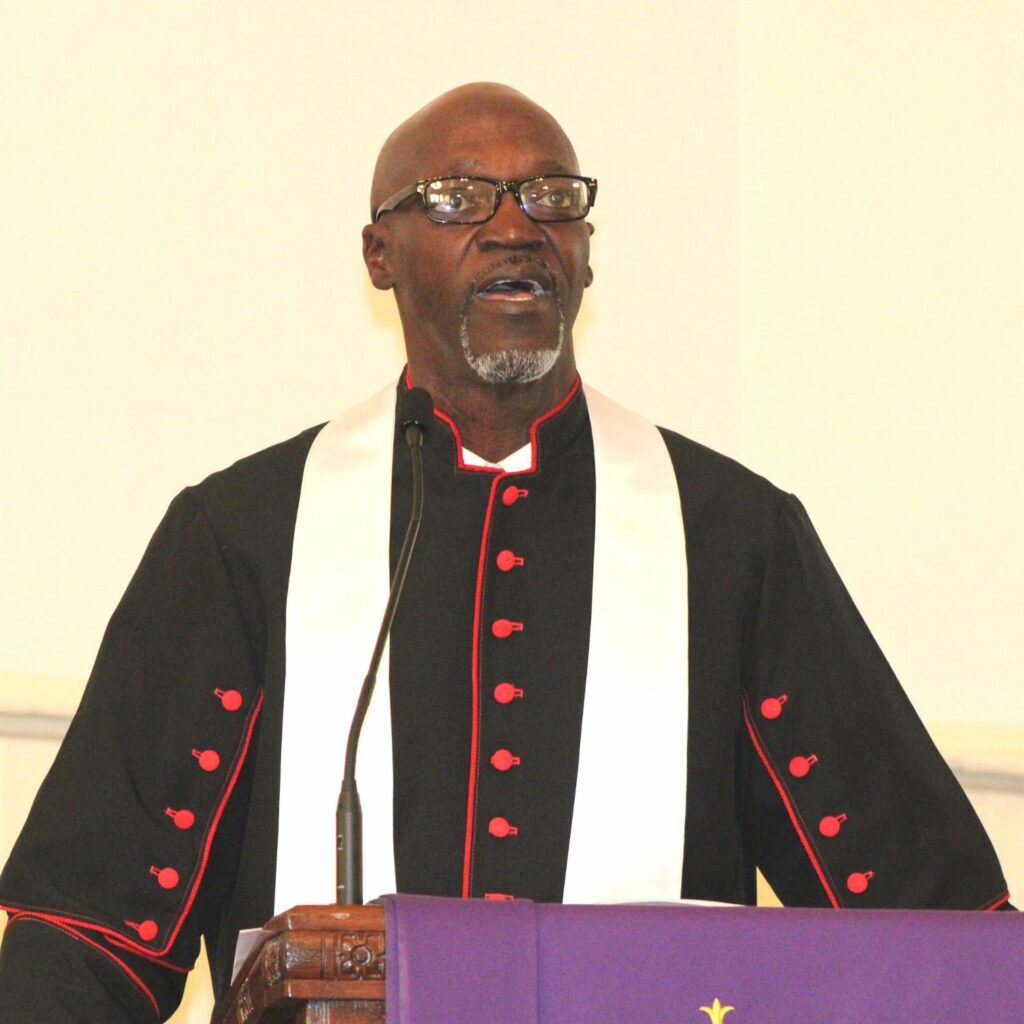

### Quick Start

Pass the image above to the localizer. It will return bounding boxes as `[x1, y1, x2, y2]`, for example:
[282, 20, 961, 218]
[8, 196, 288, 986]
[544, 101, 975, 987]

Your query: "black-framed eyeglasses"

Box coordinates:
[373, 175, 598, 225]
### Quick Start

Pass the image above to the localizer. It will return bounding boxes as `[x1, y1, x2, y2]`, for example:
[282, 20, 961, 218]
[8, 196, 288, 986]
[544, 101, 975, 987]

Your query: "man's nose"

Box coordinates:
[475, 191, 544, 250]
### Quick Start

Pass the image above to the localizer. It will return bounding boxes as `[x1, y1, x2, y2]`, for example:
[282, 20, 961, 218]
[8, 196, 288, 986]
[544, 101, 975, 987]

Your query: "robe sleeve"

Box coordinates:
[742, 493, 1009, 910]
[0, 489, 264, 1020]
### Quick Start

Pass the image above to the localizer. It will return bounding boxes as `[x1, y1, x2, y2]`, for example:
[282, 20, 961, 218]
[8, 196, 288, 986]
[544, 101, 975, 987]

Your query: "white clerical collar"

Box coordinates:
[460, 443, 533, 473]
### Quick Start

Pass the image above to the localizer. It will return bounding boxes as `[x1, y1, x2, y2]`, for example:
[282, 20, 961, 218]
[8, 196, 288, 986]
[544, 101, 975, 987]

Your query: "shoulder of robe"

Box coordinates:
[655, 426, 790, 578]
[183, 422, 326, 547]
[657, 425, 785, 515]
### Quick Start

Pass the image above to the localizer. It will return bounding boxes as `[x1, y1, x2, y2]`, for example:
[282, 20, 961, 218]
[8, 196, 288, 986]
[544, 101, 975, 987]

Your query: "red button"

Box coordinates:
[819, 813, 847, 838]
[192, 749, 221, 772]
[496, 550, 524, 572]
[760, 694, 788, 719]
[788, 754, 818, 778]
[215, 688, 243, 712]
[150, 866, 180, 890]
[847, 871, 873, 894]
[494, 682, 524, 704]
[491, 619, 524, 639]
[490, 749, 521, 771]
[485, 893, 515, 900]
[488, 816, 518, 838]
[165, 807, 195, 830]
[126, 919, 159, 942]
[502, 486, 529, 506]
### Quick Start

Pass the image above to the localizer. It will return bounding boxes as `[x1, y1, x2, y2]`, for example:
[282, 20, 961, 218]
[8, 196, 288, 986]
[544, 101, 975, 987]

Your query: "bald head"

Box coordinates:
[369, 83, 580, 217]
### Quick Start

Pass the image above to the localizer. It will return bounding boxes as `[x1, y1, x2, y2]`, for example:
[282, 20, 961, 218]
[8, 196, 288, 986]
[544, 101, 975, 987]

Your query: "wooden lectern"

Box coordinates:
[211, 905, 386, 1024]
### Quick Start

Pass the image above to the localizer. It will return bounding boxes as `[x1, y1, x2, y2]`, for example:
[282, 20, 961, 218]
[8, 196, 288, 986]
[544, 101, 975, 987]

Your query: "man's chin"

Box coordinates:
[459, 308, 566, 385]
[461, 345, 562, 385]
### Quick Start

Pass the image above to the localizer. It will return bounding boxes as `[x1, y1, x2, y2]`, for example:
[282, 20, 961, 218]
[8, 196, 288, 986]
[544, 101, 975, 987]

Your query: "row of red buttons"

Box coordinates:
[480, 485, 532, 896]
[124, 687, 244, 943]
[760, 693, 873, 896]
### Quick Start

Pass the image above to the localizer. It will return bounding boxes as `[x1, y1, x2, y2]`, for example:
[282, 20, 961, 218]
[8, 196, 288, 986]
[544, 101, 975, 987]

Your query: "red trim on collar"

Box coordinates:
[404, 370, 582, 474]
[432, 407, 503, 474]
[5, 915, 160, 1016]
[524, 375, 580, 473]
[742, 696, 841, 908]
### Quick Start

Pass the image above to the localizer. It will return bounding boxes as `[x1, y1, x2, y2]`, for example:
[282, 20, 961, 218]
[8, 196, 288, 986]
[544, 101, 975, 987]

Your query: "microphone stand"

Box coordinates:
[335, 410, 426, 904]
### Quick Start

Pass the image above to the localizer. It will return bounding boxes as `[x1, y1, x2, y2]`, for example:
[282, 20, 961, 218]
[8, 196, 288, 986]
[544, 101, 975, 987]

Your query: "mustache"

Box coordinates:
[463, 255, 560, 304]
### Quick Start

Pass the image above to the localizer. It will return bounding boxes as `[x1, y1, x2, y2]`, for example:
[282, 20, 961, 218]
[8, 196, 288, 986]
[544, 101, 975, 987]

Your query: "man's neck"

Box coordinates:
[407, 358, 577, 464]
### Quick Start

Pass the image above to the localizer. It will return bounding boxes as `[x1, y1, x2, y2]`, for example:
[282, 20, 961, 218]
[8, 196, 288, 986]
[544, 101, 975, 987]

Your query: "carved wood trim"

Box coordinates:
[212, 905, 386, 1024]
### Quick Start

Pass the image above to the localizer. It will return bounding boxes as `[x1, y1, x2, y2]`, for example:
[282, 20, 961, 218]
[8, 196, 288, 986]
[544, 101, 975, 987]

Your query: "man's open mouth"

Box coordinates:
[474, 261, 555, 304]
[479, 278, 548, 300]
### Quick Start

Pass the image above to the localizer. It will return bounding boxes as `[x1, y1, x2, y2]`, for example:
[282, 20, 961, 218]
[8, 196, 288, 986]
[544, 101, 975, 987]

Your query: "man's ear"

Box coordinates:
[585, 221, 595, 286]
[362, 223, 395, 290]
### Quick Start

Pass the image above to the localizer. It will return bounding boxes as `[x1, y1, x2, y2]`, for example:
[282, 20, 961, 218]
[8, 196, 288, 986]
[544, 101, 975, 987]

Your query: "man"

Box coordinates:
[0, 83, 1009, 1022]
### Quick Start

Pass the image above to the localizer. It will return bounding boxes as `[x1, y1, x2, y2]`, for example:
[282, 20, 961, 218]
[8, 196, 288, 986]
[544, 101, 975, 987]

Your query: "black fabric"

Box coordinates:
[0, 918, 174, 1021]
[0, 380, 1008, 1021]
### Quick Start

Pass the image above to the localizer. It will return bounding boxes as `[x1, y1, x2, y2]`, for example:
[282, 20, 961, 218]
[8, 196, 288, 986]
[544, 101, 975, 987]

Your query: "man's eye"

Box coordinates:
[528, 181, 585, 211]
[427, 182, 485, 214]
[536, 189, 573, 208]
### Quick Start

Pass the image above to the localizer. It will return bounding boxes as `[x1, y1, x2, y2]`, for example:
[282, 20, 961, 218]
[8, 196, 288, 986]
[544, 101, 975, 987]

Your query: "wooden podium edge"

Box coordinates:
[211, 904, 386, 1024]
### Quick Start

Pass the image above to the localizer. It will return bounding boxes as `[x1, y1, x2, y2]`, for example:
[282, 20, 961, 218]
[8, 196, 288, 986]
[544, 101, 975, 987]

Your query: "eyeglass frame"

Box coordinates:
[372, 174, 598, 224]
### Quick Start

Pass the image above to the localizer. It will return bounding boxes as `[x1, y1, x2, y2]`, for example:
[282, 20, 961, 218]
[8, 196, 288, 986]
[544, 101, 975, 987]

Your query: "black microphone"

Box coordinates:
[399, 386, 434, 452]
[336, 386, 433, 904]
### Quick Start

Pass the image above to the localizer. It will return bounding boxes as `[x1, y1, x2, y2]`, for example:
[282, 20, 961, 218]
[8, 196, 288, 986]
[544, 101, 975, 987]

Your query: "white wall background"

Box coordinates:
[1, 3, 1021, 1020]
[2, 3, 1021, 730]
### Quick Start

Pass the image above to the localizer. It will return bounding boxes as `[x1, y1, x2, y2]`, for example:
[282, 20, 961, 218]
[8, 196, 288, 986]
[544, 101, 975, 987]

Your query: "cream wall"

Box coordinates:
[1, 3, 1021, 1021]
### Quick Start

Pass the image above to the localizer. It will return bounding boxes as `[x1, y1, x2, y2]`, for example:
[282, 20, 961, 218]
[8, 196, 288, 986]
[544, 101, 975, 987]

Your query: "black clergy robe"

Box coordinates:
[0, 378, 1009, 1021]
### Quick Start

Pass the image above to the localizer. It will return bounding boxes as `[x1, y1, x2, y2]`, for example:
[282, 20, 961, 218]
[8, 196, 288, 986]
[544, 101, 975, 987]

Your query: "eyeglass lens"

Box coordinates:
[423, 177, 591, 223]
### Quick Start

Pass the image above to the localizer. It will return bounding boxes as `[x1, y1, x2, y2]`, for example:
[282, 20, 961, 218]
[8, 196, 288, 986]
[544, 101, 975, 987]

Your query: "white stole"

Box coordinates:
[274, 383, 687, 910]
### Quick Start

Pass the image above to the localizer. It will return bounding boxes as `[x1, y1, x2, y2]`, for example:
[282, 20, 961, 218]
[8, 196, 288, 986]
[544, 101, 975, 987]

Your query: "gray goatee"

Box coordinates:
[459, 310, 565, 385]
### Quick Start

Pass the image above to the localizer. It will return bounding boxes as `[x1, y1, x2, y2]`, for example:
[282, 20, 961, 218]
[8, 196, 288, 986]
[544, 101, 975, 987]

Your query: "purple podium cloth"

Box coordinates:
[380, 894, 1023, 1023]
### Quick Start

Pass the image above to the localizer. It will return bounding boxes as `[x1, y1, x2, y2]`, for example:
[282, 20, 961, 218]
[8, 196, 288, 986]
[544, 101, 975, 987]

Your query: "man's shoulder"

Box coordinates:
[656, 424, 787, 526]
[653, 425, 796, 593]
[183, 422, 328, 539]
[197, 422, 326, 489]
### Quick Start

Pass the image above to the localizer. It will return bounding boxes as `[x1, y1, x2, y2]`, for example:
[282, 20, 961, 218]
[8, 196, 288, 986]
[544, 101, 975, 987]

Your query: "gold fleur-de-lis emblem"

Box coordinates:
[699, 997, 734, 1023]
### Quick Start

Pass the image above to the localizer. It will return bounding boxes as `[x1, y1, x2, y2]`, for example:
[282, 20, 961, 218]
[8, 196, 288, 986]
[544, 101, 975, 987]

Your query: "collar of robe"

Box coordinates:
[275, 379, 688, 908]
